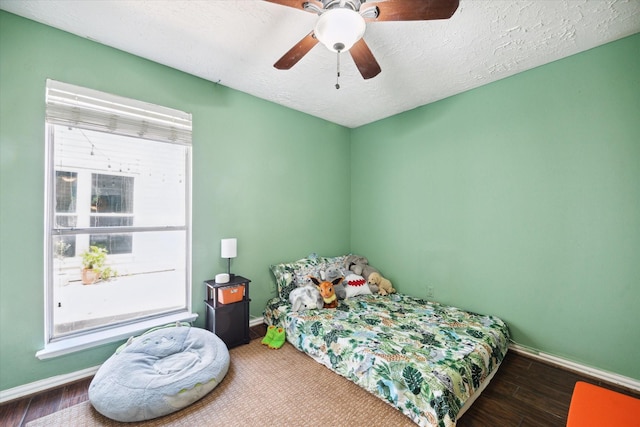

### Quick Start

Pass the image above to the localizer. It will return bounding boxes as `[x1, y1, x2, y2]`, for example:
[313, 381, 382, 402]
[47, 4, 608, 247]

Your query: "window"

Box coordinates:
[41, 80, 195, 358]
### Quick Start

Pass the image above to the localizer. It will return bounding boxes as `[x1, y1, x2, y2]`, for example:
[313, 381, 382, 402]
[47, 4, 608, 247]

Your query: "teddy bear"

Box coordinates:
[367, 272, 396, 296]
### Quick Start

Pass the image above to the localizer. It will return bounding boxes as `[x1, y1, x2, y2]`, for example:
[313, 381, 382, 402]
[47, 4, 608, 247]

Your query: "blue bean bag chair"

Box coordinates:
[89, 323, 230, 422]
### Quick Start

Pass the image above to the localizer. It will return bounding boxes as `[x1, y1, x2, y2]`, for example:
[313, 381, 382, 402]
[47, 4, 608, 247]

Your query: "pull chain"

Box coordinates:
[335, 51, 341, 90]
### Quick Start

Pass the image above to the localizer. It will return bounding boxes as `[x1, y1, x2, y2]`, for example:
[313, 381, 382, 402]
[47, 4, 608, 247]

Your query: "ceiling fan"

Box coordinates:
[265, 0, 460, 83]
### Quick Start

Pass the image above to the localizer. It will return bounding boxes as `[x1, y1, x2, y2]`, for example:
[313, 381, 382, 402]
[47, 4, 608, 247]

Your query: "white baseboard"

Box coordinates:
[509, 342, 640, 393]
[0, 365, 100, 404]
[249, 316, 264, 327]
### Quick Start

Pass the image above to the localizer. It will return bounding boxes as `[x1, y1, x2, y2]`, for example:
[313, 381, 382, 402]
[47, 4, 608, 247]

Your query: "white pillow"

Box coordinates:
[343, 273, 372, 299]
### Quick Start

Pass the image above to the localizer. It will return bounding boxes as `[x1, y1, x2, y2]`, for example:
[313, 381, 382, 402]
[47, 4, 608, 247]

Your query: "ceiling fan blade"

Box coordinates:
[263, 0, 322, 12]
[349, 38, 382, 79]
[363, 0, 459, 21]
[274, 31, 319, 70]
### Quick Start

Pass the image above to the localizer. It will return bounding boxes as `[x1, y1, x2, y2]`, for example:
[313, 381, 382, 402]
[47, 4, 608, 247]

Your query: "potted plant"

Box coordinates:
[81, 245, 108, 285]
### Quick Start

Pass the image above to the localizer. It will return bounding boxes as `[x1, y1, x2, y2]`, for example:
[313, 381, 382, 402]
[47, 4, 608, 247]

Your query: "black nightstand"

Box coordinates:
[204, 275, 251, 348]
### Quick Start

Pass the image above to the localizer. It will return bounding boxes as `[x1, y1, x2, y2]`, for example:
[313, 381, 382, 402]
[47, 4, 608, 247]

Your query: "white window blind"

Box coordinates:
[45, 79, 192, 145]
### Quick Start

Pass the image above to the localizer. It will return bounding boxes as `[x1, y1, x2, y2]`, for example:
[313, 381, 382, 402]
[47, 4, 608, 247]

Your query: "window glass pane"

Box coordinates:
[48, 124, 190, 339]
[52, 230, 187, 338]
[53, 126, 187, 227]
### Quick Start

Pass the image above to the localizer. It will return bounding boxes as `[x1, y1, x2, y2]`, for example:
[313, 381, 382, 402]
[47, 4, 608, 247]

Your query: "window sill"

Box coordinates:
[36, 311, 198, 360]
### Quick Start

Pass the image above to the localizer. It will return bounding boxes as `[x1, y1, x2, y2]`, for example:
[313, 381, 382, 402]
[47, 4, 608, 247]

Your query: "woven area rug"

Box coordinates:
[27, 339, 414, 426]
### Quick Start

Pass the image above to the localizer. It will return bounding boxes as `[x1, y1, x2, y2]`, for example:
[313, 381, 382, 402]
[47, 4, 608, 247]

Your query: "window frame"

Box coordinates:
[39, 81, 197, 359]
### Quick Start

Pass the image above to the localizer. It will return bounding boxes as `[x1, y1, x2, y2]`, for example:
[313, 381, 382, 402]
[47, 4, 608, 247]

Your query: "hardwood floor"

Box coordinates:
[2, 324, 638, 427]
[456, 350, 639, 426]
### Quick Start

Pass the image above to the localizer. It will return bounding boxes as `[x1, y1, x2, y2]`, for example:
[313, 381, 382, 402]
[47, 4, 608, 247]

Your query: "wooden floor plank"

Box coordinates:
[59, 378, 91, 410]
[0, 397, 29, 427]
[458, 392, 525, 426]
[513, 383, 570, 421]
[20, 388, 62, 425]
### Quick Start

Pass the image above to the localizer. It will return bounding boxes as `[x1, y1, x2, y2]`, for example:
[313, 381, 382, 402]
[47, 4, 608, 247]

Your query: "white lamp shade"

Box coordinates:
[314, 8, 366, 53]
[221, 238, 237, 258]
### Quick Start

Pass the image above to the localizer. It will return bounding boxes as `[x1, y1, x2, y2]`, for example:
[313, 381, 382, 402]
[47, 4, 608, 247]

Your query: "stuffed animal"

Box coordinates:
[367, 272, 396, 296]
[289, 285, 323, 312]
[343, 273, 372, 299]
[323, 266, 346, 300]
[344, 254, 379, 281]
[309, 276, 341, 309]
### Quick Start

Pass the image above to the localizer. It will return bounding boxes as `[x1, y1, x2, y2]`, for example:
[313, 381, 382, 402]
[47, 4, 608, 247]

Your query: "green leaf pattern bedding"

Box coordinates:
[264, 293, 510, 427]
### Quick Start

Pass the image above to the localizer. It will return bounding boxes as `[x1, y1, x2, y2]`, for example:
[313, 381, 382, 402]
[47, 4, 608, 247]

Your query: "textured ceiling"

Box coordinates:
[2, 0, 639, 128]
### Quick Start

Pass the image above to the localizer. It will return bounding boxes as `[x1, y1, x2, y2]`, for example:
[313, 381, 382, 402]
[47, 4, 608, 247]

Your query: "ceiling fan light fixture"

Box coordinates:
[314, 8, 365, 53]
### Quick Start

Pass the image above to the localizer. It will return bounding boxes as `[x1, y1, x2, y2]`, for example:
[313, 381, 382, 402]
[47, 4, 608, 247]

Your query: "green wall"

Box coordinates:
[351, 33, 640, 380]
[0, 11, 350, 390]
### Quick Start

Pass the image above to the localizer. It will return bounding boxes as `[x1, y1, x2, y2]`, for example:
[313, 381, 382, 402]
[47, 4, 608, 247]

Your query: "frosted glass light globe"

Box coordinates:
[314, 8, 366, 52]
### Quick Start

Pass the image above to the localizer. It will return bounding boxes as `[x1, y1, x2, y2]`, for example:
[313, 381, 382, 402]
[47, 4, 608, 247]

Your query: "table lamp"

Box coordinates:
[220, 238, 237, 282]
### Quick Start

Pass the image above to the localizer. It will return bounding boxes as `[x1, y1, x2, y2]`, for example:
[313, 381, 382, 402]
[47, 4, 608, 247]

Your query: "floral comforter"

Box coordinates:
[264, 293, 510, 427]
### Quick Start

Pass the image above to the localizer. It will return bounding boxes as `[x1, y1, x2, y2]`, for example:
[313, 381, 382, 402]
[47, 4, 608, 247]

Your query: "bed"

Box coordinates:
[264, 255, 510, 427]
